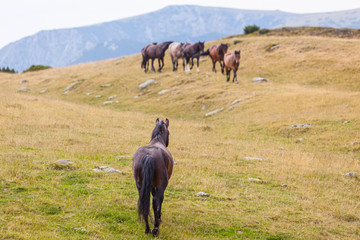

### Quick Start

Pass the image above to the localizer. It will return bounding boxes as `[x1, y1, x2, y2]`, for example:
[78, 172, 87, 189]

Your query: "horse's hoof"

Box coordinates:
[145, 227, 151, 234]
[152, 227, 159, 237]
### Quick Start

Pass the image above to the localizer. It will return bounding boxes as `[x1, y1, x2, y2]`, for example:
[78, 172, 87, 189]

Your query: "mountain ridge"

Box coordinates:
[1, 5, 360, 72]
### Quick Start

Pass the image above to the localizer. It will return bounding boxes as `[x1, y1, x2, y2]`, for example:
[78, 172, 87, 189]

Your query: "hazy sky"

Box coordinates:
[1, 0, 359, 49]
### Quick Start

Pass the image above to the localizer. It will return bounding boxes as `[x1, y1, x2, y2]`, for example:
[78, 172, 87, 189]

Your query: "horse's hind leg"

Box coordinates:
[212, 61, 216, 73]
[197, 57, 200, 72]
[152, 185, 166, 237]
[158, 58, 162, 72]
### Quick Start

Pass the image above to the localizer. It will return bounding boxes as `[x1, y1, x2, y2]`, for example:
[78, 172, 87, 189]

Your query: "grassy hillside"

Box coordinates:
[0, 31, 360, 239]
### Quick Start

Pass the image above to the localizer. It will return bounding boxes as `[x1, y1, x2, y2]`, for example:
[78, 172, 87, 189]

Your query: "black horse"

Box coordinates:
[142, 41, 173, 72]
[183, 41, 205, 72]
[133, 119, 174, 237]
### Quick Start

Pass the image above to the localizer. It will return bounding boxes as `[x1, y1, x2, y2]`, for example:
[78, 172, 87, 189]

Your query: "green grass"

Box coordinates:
[1, 30, 360, 239]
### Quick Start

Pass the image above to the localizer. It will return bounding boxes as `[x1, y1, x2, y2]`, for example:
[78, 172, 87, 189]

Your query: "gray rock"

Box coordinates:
[101, 83, 113, 88]
[344, 171, 357, 178]
[268, 44, 280, 51]
[86, 91, 96, 96]
[139, 79, 156, 90]
[158, 89, 169, 95]
[55, 159, 73, 165]
[291, 123, 313, 128]
[95, 95, 102, 98]
[248, 178, 263, 183]
[201, 105, 206, 110]
[231, 99, 243, 105]
[196, 191, 210, 197]
[21, 79, 28, 83]
[280, 184, 288, 187]
[351, 141, 360, 146]
[108, 95, 117, 100]
[116, 155, 133, 159]
[343, 121, 350, 125]
[93, 166, 122, 173]
[39, 89, 47, 94]
[252, 77, 269, 82]
[205, 107, 224, 117]
[103, 101, 113, 105]
[244, 157, 266, 161]
[18, 87, 29, 92]
[63, 81, 81, 94]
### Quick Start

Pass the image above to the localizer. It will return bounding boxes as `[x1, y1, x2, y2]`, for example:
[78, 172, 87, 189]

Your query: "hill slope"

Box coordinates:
[0, 32, 359, 239]
[1, 5, 360, 72]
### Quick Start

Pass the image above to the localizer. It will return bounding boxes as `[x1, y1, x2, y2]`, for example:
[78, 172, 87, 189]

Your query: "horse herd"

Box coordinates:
[141, 41, 241, 83]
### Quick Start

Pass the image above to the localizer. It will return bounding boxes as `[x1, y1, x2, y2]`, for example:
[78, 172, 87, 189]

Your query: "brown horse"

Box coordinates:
[142, 41, 173, 73]
[168, 42, 185, 71]
[201, 43, 228, 73]
[133, 118, 174, 237]
[141, 43, 157, 72]
[183, 41, 205, 72]
[224, 50, 241, 83]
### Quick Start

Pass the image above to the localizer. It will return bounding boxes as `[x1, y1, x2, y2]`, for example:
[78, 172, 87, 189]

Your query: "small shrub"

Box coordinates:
[233, 40, 243, 45]
[244, 25, 260, 34]
[23, 65, 51, 73]
[259, 29, 270, 35]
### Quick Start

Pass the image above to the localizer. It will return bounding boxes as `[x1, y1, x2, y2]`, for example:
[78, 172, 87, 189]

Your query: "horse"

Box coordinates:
[224, 50, 241, 83]
[183, 41, 205, 72]
[132, 118, 174, 237]
[142, 41, 173, 73]
[201, 43, 228, 73]
[141, 43, 157, 72]
[168, 42, 185, 71]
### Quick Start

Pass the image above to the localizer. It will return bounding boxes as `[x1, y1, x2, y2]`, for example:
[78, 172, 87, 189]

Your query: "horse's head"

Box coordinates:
[234, 50, 241, 66]
[151, 118, 170, 147]
[220, 43, 229, 53]
[198, 41, 205, 53]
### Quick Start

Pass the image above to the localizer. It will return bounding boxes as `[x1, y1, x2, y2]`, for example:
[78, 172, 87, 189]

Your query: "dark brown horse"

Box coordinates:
[141, 43, 157, 72]
[133, 118, 174, 237]
[183, 41, 205, 72]
[224, 50, 241, 83]
[201, 43, 228, 73]
[142, 41, 173, 73]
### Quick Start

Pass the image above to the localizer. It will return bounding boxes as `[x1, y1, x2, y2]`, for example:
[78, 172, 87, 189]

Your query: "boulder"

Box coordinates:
[139, 79, 156, 90]
[196, 191, 210, 197]
[205, 107, 224, 117]
[55, 159, 73, 165]
[63, 81, 81, 94]
[291, 123, 313, 128]
[18, 87, 29, 92]
[92, 166, 122, 173]
[252, 77, 269, 82]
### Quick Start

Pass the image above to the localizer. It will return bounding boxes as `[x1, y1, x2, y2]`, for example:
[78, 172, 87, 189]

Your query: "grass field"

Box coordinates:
[0, 29, 360, 239]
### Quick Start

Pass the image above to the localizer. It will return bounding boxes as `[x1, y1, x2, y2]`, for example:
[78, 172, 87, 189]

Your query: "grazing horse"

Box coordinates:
[141, 43, 156, 72]
[143, 41, 173, 73]
[201, 43, 228, 73]
[168, 42, 185, 71]
[133, 118, 174, 237]
[183, 41, 205, 72]
[224, 50, 241, 83]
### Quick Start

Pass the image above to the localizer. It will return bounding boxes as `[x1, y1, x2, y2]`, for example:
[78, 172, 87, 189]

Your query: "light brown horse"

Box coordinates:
[168, 42, 185, 71]
[133, 118, 174, 237]
[201, 43, 228, 73]
[224, 50, 241, 83]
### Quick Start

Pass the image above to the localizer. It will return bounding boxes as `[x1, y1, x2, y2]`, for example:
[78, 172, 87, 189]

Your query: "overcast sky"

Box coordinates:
[1, 0, 359, 49]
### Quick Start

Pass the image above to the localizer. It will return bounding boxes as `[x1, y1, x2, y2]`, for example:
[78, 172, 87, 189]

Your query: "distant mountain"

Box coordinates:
[1, 5, 360, 72]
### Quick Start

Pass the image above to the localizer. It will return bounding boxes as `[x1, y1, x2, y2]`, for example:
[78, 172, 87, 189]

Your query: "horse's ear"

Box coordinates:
[165, 118, 169, 128]
[156, 118, 159, 124]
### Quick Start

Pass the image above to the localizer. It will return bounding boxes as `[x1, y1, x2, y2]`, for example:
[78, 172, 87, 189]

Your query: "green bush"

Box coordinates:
[23, 65, 51, 73]
[259, 29, 270, 35]
[244, 25, 260, 34]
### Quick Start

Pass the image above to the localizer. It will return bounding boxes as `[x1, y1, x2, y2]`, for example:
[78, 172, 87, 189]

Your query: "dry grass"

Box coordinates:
[0, 32, 360, 239]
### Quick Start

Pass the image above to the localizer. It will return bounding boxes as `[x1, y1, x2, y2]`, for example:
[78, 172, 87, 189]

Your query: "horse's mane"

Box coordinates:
[151, 121, 164, 140]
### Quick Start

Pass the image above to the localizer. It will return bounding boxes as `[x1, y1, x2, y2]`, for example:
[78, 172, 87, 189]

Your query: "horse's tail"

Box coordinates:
[138, 155, 154, 222]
